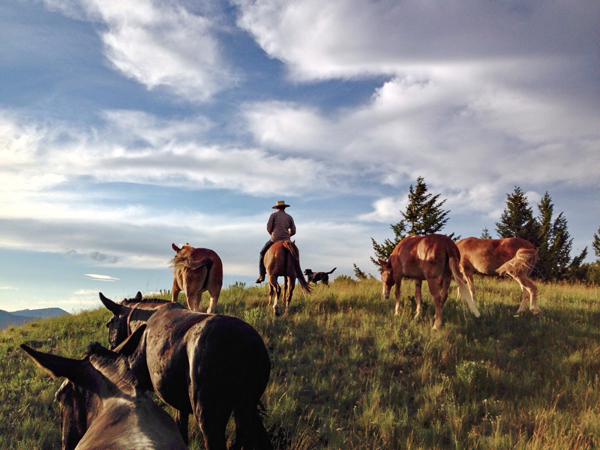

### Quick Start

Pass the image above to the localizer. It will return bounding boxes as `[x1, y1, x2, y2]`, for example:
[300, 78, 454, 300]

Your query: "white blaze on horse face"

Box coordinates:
[381, 271, 392, 299]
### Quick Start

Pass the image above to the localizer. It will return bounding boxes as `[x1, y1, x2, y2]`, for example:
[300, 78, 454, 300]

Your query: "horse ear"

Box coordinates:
[99, 293, 124, 316]
[378, 258, 389, 269]
[135, 292, 142, 301]
[113, 324, 146, 356]
[21, 345, 100, 392]
[172, 243, 180, 253]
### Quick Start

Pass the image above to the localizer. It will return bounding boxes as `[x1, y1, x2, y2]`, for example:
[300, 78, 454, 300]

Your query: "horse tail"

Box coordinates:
[233, 401, 274, 450]
[283, 241, 311, 294]
[448, 253, 480, 318]
[497, 248, 538, 277]
[181, 258, 213, 289]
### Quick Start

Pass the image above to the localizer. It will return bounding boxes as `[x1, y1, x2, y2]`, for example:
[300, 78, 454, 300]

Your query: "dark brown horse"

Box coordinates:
[21, 327, 187, 450]
[263, 240, 311, 315]
[99, 292, 273, 450]
[379, 234, 480, 330]
[456, 237, 540, 314]
[171, 243, 223, 313]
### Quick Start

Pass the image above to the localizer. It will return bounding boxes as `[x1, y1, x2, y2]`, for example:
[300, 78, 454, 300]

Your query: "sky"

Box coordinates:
[1, 0, 599, 313]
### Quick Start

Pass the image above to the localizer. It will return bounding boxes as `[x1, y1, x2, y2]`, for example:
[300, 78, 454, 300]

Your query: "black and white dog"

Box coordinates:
[303, 267, 337, 286]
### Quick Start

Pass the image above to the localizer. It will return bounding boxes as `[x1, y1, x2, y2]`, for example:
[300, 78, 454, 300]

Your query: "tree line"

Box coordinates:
[359, 177, 600, 284]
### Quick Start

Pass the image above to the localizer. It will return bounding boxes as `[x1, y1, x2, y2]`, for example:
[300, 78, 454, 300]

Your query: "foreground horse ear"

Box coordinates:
[135, 291, 142, 301]
[99, 293, 124, 316]
[113, 324, 146, 356]
[172, 243, 180, 253]
[20, 345, 100, 392]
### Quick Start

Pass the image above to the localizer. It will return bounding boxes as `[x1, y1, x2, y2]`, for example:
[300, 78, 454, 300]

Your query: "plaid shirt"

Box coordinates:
[267, 210, 296, 242]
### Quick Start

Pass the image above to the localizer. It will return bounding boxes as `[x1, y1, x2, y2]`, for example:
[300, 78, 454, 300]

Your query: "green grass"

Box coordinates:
[3, 277, 600, 449]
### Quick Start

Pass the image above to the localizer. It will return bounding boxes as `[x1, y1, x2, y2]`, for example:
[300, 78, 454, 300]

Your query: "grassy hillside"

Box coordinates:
[3, 277, 600, 449]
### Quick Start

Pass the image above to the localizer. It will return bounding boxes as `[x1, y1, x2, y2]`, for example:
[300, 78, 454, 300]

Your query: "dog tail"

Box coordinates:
[327, 267, 337, 274]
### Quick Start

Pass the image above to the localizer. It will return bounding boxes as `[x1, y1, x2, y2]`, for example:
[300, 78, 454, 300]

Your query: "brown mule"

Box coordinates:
[379, 234, 480, 330]
[21, 326, 187, 450]
[100, 293, 273, 450]
[456, 237, 540, 315]
[171, 243, 223, 313]
[264, 240, 311, 315]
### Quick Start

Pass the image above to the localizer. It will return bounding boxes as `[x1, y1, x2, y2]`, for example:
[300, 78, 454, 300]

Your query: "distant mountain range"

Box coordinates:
[0, 308, 70, 329]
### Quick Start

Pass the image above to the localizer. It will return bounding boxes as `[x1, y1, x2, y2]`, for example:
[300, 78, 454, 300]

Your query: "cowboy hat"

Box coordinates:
[272, 200, 290, 209]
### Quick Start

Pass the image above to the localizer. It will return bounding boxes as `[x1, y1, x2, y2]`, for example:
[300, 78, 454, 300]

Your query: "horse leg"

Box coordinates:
[394, 279, 403, 315]
[171, 278, 181, 303]
[513, 273, 541, 314]
[427, 278, 443, 330]
[207, 285, 221, 315]
[440, 274, 451, 306]
[282, 276, 289, 315]
[175, 409, 190, 445]
[285, 277, 296, 315]
[195, 401, 231, 450]
[269, 276, 281, 316]
[414, 279, 422, 319]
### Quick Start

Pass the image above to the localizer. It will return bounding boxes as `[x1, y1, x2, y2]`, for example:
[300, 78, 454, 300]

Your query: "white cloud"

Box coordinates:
[85, 274, 120, 281]
[73, 289, 98, 295]
[358, 197, 407, 223]
[233, 0, 598, 81]
[42, 0, 235, 102]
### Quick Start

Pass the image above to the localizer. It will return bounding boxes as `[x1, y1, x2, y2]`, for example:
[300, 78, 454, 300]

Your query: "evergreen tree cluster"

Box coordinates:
[494, 187, 588, 282]
[364, 177, 599, 284]
[370, 177, 450, 269]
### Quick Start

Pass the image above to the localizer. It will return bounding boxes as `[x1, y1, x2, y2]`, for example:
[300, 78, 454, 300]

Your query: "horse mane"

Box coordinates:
[169, 254, 184, 269]
[120, 298, 172, 306]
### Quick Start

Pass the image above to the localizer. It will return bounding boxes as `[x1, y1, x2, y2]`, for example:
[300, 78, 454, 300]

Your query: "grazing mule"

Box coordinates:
[21, 327, 187, 450]
[379, 234, 480, 330]
[456, 237, 541, 314]
[99, 292, 273, 450]
[264, 240, 311, 315]
[171, 243, 223, 313]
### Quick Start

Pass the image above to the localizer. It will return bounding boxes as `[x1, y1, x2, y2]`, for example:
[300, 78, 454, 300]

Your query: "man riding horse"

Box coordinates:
[256, 200, 296, 283]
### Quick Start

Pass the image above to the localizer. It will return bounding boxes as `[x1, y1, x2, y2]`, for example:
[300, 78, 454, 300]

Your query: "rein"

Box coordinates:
[125, 303, 144, 336]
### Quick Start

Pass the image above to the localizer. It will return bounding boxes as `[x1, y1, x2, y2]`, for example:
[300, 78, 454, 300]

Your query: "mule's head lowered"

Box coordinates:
[378, 258, 395, 299]
[99, 292, 139, 349]
[99, 292, 164, 349]
[21, 326, 147, 450]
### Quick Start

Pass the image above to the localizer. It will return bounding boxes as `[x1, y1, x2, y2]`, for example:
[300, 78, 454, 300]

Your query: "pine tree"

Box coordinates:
[371, 176, 450, 267]
[536, 192, 587, 281]
[353, 264, 369, 280]
[593, 226, 600, 260]
[496, 187, 540, 246]
[480, 227, 492, 239]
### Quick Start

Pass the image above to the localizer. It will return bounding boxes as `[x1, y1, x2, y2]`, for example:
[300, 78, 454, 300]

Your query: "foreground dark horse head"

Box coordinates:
[21, 326, 187, 450]
[264, 240, 311, 315]
[100, 292, 273, 450]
